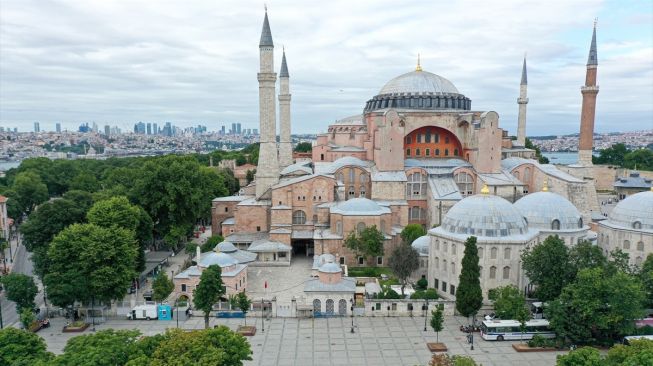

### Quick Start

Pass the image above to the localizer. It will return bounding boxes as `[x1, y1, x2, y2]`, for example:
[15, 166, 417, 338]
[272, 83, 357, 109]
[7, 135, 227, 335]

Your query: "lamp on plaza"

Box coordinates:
[172, 270, 179, 329]
[423, 299, 429, 331]
[91, 296, 96, 332]
[261, 298, 265, 333]
[350, 298, 355, 334]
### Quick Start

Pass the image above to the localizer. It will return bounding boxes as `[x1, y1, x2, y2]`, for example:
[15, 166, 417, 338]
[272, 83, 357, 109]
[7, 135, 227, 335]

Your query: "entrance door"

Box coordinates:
[338, 299, 347, 316]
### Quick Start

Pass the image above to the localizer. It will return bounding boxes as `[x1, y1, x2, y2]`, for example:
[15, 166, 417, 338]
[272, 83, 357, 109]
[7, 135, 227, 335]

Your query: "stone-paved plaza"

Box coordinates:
[39, 315, 565, 365]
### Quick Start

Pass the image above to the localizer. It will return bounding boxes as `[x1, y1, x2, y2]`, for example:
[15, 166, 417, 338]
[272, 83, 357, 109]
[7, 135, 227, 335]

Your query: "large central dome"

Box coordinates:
[379, 70, 460, 95]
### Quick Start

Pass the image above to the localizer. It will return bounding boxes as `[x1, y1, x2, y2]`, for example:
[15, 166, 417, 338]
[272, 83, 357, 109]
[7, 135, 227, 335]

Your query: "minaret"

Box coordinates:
[516, 56, 528, 147]
[578, 21, 599, 166]
[278, 48, 293, 169]
[255, 9, 280, 198]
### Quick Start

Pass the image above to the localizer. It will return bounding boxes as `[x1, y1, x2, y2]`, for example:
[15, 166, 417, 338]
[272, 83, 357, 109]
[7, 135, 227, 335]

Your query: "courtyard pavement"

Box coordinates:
[38, 314, 566, 365]
[247, 256, 314, 305]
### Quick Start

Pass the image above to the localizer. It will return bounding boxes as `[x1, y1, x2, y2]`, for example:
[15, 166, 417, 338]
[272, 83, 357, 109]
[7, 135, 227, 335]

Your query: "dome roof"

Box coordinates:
[514, 191, 584, 231]
[441, 193, 528, 237]
[607, 190, 653, 231]
[411, 235, 430, 256]
[331, 198, 391, 216]
[216, 241, 237, 253]
[379, 70, 460, 95]
[319, 262, 342, 273]
[199, 252, 238, 268]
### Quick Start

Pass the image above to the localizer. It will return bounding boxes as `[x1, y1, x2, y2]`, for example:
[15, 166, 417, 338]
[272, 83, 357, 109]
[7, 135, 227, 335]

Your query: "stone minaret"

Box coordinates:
[278, 48, 293, 169]
[255, 10, 280, 198]
[578, 21, 599, 166]
[516, 57, 528, 147]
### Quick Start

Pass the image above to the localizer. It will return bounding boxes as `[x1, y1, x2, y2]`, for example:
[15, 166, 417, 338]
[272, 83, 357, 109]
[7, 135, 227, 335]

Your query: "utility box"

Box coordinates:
[157, 304, 172, 320]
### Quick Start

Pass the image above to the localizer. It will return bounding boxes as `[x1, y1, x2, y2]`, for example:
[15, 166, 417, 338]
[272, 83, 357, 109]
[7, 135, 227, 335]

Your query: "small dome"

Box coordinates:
[199, 252, 238, 268]
[216, 241, 237, 253]
[319, 262, 342, 273]
[411, 235, 430, 256]
[514, 191, 584, 231]
[441, 193, 527, 237]
[608, 190, 653, 231]
[380, 70, 460, 95]
[331, 198, 390, 216]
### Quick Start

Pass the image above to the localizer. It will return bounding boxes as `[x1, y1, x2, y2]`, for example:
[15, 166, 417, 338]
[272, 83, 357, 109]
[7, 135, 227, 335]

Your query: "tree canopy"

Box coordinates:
[593, 143, 653, 171]
[152, 272, 174, 303]
[344, 225, 385, 261]
[0, 328, 53, 366]
[521, 235, 573, 301]
[194, 265, 225, 329]
[1, 273, 38, 312]
[9, 171, 49, 217]
[456, 236, 483, 318]
[387, 243, 419, 296]
[488, 285, 527, 320]
[293, 142, 312, 153]
[400, 224, 426, 245]
[556, 339, 653, 366]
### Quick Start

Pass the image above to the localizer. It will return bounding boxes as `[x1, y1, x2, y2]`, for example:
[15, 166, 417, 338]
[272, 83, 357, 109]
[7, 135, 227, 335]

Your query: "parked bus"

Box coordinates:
[480, 319, 555, 341]
[623, 335, 653, 345]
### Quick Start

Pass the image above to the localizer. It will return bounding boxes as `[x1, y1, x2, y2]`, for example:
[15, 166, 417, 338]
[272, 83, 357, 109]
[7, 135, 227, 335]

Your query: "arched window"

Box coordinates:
[479, 266, 483, 278]
[551, 219, 560, 230]
[454, 148, 459, 156]
[513, 171, 520, 180]
[491, 247, 498, 259]
[455, 172, 474, 196]
[633, 221, 642, 230]
[478, 247, 484, 258]
[452, 244, 456, 255]
[524, 167, 531, 182]
[313, 299, 321, 313]
[337, 173, 344, 183]
[360, 173, 368, 183]
[359, 185, 366, 197]
[503, 266, 511, 279]
[292, 210, 306, 225]
[406, 173, 427, 199]
[489, 266, 497, 279]
[356, 222, 366, 234]
[435, 240, 440, 250]
[504, 248, 511, 260]
[348, 186, 355, 199]
[623, 240, 631, 250]
[443, 260, 447, 271]
[312, 214, 318, 223]
[637, 241, 645, 251]
[338, 299, 347, 315]
[410, 206, 425, 220]
[336, 221, 342, 235]
[435, 256, 440, 269]
[349, 168, 355, 181]
[435, 148, 440, 156]
[451, 262, 455, 274]
[444, 242, 448, 253]
[579, 218, 583, 228]
[444, 149, 449, 156]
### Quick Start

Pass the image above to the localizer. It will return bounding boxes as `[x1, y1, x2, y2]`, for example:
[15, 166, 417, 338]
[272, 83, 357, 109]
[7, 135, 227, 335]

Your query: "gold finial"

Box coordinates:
[480, 184, 490, 195]
[416, 53, 422, 71]
[542, 179, 549, 192]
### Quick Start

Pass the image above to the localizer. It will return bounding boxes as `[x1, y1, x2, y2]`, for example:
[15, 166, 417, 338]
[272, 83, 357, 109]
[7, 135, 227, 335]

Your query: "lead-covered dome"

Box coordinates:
[607, 189, 653, 231]
[514, 191, 584, 231]
[441, 193, 528, 237]
[331, 198, 391, 216]
[199, 252, 238, 268]
[380, 70, 460, 95]
[411, 235, 430, 256]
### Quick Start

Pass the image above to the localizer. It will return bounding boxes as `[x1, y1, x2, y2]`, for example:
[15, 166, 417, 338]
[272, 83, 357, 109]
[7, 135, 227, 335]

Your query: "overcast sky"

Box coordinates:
[1, 0, 651, 135]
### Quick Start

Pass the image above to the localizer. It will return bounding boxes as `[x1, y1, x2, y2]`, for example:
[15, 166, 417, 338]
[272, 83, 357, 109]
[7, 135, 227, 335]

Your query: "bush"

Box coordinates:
[411, 288, 439, 300]
[528, 334, 557, 348]
[347, 267, 393, 278]
[635, 325, 653, 335]
[416, 278, 428, 290]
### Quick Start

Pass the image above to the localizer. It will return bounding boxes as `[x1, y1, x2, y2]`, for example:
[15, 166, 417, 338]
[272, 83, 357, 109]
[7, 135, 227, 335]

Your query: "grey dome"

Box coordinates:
[608, 190, 653, 231]
[331, 198, 391, 216]
[442, 194, 527, 237]
[514, 191, 584, 231]
[319, 262, 342, 273]
[380, 70, 459, 95]
[217, 241, 237, 253]
[411, 235, 430, 256]
[199, 252, 238, 268]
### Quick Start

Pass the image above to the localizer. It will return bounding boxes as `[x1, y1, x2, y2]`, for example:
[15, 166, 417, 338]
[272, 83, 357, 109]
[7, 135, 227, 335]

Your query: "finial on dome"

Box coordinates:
[481, 184, 490, 195]
[542, 179, 549, 192]
[416, 53, 422, 72]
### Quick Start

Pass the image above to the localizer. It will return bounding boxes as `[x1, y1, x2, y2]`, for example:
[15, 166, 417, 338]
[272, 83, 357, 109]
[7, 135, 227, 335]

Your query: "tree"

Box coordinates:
[400, 223, 426, 245]
[516, 305, 531, 344]
[62, 190, 95, 212]
[568, 240, 607, 275]
[624, 148, 653, 171]
[69, 172, 100, 192]
[44, 223, 138, 308]
[488, 285, 527, 320]
[388, 243, 419, 296]
[11, 171, 49, 215]
[19, 308, 36, 329]
[456, 236, 483, 321]
[556, 347, 603, 366]
[194, 264, 225, 329]
[1, 273, 38, 312]
[430, 304, 445, 343]
[525, 138, 549, 164]
[608, 248, 635, 275]
[245, 169, 255, 184]
[201, 235, 224, 253]
[235, 292, 252, 325]
[293, 142, 312, 153]
[344, 225, 385, 263]
[429, 354, 478, 366]
[411, 288, 439, 300]
[0, 328, 53, 365]
[640, 254, 653, 307]
[592, 143, 629, 166]
[416, 278, 428, 291]
[547, 267, 645, 345]
[152, 272, 174, 303]
[605, 339, 653, 365]
[521, 235, 573, 301]
[52, 329, 142, 366]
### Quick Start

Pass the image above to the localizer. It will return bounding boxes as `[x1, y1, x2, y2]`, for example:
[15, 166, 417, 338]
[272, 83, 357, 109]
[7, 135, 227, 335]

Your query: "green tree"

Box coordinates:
[19, 308, 36, 329]
[69, 172, 101, 192]
[201, 235, 224, 253]
[516, 305, 531, 344]
[11, 171, 49, 215]
[456, 236, 483, 320]
[640, 254, 653, 307]
[293, 142, 312, 153]
[0, 328, 53, 365]
[400, 223, 426, 245]
[521, 235, 572, 301]
[387, 243, 419, 296]
[194, 264, 225, 329]
[344, 225, 385, 264]
[624, 148, 653, 171]
[1, 273, 38, 312]
[416, 278, 428, 290]
[525, 138, 549, 164]
[246, 169, 255, 184]
[547, 267, 646, 345]
[593, 143, 629, 166]
[568, 240, 608, 275]
[44, 223, 138, 308]
[608, 248, 635, 275]
[556, 347, 603, 366]
[62, 190, 95, 212]
[152, 272, 174, 303]
[235, 292, 252, 325]
[488, 285, 527, 320]
[52, 329, 142, 366]
[430, 304, 445, 343]
[605, 339, 653, 365]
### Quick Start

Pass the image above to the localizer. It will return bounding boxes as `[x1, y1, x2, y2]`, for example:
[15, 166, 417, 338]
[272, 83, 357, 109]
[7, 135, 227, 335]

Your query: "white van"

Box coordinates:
[128, 304, 158, 320]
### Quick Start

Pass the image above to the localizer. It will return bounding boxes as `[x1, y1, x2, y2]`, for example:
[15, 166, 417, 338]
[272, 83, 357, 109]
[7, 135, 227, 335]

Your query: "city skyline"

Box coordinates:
[1, 0, 651, 135]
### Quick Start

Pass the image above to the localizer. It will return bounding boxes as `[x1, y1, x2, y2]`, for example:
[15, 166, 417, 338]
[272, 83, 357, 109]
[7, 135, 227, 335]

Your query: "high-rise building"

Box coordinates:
[163, 122, 172, 136]
[146, 123, 151, 135]
[104, 125, 110, 136]
[55, 123, 61, 133]
[134, 122, 146, 134]
[221, 125, 226, 135]
[153, 123, 158, 135]
[253, 128, 259, 135]
[92, 122, 98, 133]
[236, 123, 242, 135]
[79, 123, 90, 133]
[34, 122, 40, 133]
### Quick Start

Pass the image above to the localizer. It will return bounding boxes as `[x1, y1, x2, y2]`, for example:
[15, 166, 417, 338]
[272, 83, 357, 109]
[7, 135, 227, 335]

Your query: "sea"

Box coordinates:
[542, 152, 579, 165]
[0, 161, 21, 171]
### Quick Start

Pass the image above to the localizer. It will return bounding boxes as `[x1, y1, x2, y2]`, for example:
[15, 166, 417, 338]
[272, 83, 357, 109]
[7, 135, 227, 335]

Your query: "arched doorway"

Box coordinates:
[313, 299, 321, 315]
[326, 299, 335, 315]
[338, 299, 347, 316]
[404, 126, 463, 159]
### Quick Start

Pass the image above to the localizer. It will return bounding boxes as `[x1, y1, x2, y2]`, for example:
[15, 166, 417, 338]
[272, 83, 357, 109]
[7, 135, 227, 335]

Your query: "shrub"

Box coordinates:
[416, 278, 428, 290]
[635, 325, 653, 335]
[528, 334, 557, 348]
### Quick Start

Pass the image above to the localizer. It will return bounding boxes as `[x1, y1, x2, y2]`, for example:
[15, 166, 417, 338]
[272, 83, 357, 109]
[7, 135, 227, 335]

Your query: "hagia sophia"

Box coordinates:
[177, 11, 653, 304]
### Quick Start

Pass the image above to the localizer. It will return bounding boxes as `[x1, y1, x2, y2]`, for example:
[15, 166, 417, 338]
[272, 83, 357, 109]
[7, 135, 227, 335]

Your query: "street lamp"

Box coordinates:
[172, 270, 179, 329]
[423, 299, 429, 331]
[261, 298, 265, 333]
[350, 298, 355, 333]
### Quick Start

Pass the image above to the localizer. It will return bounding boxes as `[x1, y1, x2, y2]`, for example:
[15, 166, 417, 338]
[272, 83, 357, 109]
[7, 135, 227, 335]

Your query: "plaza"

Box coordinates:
[38, 315, 566, 366]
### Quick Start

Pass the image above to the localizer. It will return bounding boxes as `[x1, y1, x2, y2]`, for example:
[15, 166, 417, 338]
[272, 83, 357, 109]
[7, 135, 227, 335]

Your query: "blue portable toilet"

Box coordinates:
[157, 304, 172, 320]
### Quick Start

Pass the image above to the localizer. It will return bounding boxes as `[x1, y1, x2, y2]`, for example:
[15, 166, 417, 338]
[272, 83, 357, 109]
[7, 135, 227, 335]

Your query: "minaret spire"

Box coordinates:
[278, 48, 293, 168]
[587, 18, 598, 66]
[578, 20, 599, 166]
[516, 55, 529, 146]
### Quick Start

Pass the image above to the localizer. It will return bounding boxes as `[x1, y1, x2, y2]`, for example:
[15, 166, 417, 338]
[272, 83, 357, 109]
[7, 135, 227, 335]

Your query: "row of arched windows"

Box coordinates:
[406, 148, 458, 157]
[434, 257, 511, 280]
[406, 173, 427, 199]
[435, 241, 515, 260]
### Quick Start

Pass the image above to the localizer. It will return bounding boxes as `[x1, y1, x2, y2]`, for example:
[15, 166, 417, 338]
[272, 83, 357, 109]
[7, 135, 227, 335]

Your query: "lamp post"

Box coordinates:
[91, 296, 96, 332]
[172, 270, 179, 329]
[0, 296, 4, 329]
[350, 298, 355, 333]
[261, 298, 265, 333]
[423, 299, 429, 331]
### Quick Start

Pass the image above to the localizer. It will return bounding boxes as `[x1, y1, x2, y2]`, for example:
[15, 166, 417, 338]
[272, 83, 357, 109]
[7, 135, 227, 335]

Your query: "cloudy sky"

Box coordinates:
[1, 0, 651, 135]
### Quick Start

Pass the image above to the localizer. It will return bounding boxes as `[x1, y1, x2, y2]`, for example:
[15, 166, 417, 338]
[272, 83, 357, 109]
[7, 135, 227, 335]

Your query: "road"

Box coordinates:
[1, 239, 43, 328]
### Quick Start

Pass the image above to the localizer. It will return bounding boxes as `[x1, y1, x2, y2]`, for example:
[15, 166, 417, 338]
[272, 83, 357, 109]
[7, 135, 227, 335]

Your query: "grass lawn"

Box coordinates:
[347, 266, 394, 278]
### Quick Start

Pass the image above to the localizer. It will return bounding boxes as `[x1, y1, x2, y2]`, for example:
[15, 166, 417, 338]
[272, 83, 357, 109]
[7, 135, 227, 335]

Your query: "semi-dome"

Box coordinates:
[607, 189, 653, 231]
[411, 235, 430, 256]
[379, 70, 460, 95]
[514, 191, 584, 231]
[331, 198, 391, 216]
[441, 191, 528, 237]
[319, 262, 342, 273]
[199, 251, 238, 268]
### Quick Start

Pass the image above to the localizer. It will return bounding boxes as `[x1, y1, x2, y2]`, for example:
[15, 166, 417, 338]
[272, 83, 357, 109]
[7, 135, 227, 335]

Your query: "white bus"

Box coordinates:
[480, 319, 556, 341]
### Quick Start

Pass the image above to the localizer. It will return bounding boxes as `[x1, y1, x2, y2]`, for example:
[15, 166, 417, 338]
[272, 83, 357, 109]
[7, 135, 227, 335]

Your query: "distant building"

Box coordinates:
[153, 123, 158, 135]
[614, 171, 653, 199]
[34, 122, 40, 133]
[253, 128, 259, 135]
[78, 123, 90, 133]
[55, 123, 61, 133]
[221, 125, 226, 135]
[163, 122, 172, 136]
[104, 125, 111, 136]
[0, 195, 9, 240]
[146, 123, 152, 135]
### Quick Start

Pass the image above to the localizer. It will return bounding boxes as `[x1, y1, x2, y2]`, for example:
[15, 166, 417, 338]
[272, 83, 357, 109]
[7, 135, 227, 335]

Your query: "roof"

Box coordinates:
[215, 242, 257, 263]
[478, 171, 525, 186]
[364, 282, 382, 294]
[279, 49, 289, 77]
[372, 170, 407, 182]
[304, 277, 356, 293]
[514, 191, 585, 232]
[212, 195, 252, 202]
[614, 171, 652, 189]
[501, 157, 584, 183]
[319, 262, 342, 273]
[280, 162, 312, 176]
[221, 264, 247, 277]
[411, 235, 430, 256]
[405, 158, 471, 169]
[333, 115, 364, 125]
[237, 197, 271, 206]
[247, 239, 292, 252]
[587, 23, 597, 66]
[224, 231, 269, 244]
[313, 253, 336, 270]
[429, 176, 463, 200]
[174, 265, 202, 279]
[316, 156, 371, 175]
[379, 70, 460, 95]
[273, 174, 332, 189]
[331, 198, 391, 216]
[198, 252, 239, 268]
[259, 11, 273, 47]
[604, 190, 653, 232]
[521, 57, 528, 85]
